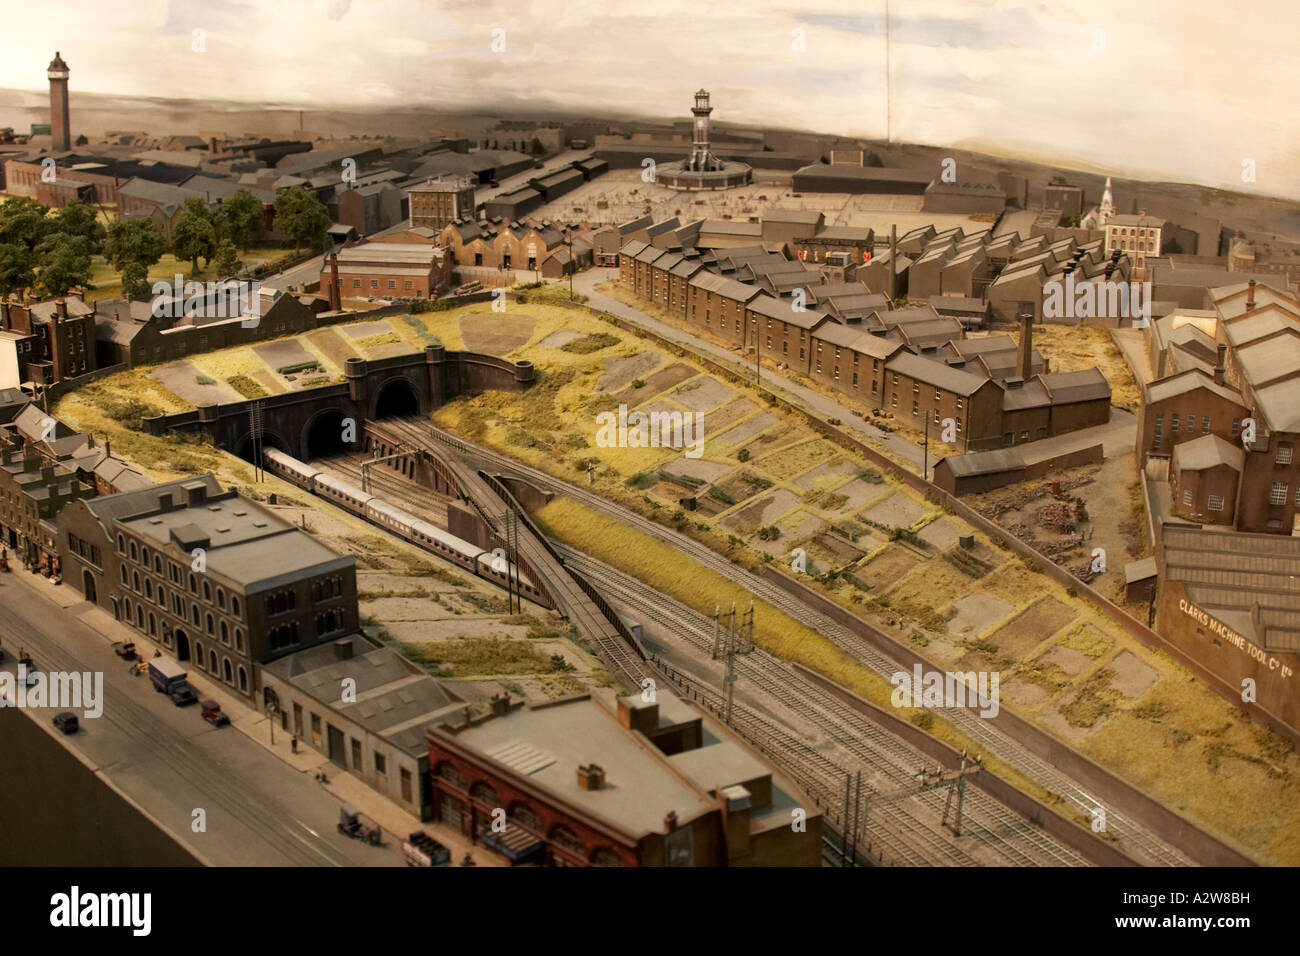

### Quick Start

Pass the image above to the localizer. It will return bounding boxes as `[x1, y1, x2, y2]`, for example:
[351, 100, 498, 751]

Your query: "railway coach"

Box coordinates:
[262, 448, 544, 603]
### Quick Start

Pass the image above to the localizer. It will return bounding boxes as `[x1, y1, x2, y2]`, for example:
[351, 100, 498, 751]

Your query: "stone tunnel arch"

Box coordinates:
[372, 376, 420, 419]
[303, 407, 354, 460]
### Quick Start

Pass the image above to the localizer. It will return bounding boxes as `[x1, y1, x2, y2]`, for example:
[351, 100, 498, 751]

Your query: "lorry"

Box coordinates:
[337, 805, 383, 846]
[148, 656, 199, 707]
[402, 831, 451, 867]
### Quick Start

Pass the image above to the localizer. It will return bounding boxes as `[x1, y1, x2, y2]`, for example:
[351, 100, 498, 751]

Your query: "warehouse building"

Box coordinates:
[427, 691, 822, 866]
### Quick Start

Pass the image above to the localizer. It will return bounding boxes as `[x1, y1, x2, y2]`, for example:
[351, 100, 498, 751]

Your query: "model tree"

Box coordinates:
[0, 196, 49, 297]
[172, 198, 218, 276]
[104, 217, 167, 299]
[215, 189, 264, 251]
[273, 185, 330, 254]
[213, 238, 242, 278]
[33, 232, 93, 297]
[45, 199, 105, 253]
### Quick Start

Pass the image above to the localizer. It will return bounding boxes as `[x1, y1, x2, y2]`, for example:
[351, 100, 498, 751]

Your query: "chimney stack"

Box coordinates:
[1247, 279, 1256, 311]
[1017, 311, 1034, 380]
[328, 253, 341, 311]
[1215, 344, 1227, 386]
[888, 224, 897, 302]
[576, 763, 606, 791]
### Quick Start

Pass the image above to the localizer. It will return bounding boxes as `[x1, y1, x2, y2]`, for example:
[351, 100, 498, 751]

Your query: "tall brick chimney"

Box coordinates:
[1247, 279, 1256, 312]
[328, 253, 341, 311]
[1017, 311, 1034, 380]
[888, 224, 897, 302]
[48, 299, 67, 383]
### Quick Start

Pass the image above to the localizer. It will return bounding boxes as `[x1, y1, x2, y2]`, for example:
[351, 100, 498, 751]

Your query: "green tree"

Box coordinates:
[273, 185, 330, 254]
[120, 261, 152, 301]
[0, 241, 36, 298]
[45, 199, 105, 253]
[172, 207, 217, 276]
[215, 189, 264, 251]
[33, 232, 92, 297]
[213, 238, 242, 278]
[0, 196, 51, 260]
[105, 218, 167, 280]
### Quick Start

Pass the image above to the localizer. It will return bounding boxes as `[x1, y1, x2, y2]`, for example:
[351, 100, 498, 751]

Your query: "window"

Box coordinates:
[912, 400, 919, 416]
[375, 752, 386, 775]
[891, 393, 898, 408]
[1171, 414, 1179, 432]
[1231, 418, 1240, 436]
[1278, 446, 1293, 465]
[351, 739, 362, 769]
[913, 382, 920, 395]
[238, 667, 247, 693]
[956, 417, 963, 434]
[1201, 416, 1210, 435]
[1270, 481, 1288, 506]
[235, 629, 244, 652]
[401, 768, 412, 803]
[1208, 495, 1224, 511]
[934, 389, 941, 402]
[203, 581, 211, 602]
[933, 409, 940, 424]
[1182, 488, 1193, 507]
[231, 596, 241, 617]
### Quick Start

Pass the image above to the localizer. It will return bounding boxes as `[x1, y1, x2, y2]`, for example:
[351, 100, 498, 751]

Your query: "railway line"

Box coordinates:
[412, 420, 1194, 867]
[559, 542, 1091, 867]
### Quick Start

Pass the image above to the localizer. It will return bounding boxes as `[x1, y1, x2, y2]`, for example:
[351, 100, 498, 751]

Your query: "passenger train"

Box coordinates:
[263, 448, 545, 604]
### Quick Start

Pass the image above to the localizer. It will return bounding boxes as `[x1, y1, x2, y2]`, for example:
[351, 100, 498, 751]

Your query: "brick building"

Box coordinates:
[0, 295, 96, 385]
[406, 176, 476, 232]
[58, 475, 359, 701]
[1139, 281, 1300, 533]
[325, 239, 453, 300]
[426, 692, 822, 866]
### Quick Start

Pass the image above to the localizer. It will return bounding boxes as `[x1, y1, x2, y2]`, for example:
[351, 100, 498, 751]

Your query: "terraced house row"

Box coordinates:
[620, 238, 1111, 451]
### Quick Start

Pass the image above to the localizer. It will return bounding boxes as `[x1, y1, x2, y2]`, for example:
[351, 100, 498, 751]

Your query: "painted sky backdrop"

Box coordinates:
[2, 0, 1297, 199]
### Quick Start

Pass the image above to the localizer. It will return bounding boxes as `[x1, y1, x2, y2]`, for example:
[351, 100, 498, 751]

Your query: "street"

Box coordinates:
[0, 570, 402, 867]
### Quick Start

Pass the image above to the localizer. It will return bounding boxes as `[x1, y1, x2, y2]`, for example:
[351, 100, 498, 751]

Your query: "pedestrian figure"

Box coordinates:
[291, 736, 298, 754]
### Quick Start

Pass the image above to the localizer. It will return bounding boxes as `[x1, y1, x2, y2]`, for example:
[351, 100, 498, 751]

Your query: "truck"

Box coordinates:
[402, 831, 451, 867]
[148, 656, 199, 707]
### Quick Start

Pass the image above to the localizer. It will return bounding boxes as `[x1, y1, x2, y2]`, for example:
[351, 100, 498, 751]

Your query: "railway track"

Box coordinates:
[561, 543, 1091, 867]
[420, 422, 1194, 867]
[335, 418, 653, 692]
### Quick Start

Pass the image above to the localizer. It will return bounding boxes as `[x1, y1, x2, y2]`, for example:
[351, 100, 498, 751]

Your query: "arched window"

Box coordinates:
[135, 605, 143, 629]
[209, 650, 218, 674]
[117, 534, 125, 553]
[189, 573, 196, 594]
[157, 587, 166, 607]
[203, 581, 211, 602]
[120, 565, 127, 584]
[509, 803, 543, 832]
[195, 641, 204, 667]
[133, 571, 140, 592]
[222, 658, 233, 684]
[435, 762, 466, 788]
[154, 555, 161, 574]
[235, 629, 244, 652]
[124, 598, 132, 619]
[216, 588, 225, 610]
[231, 596, 240, 617]
[191, 604, 200, 626]
[238, 666, 248, 693]
[205, 613, 214, 635]
[220, 621, 228, 644]
[148, 613, 156, 636]
[129, 541, 137, 561]
[145, 580, 152, 599]
[549, 824, 585, 855]
[469, 781, 498, 807]
[140, 546, 149, 566]
[589, 847, 624, 867]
